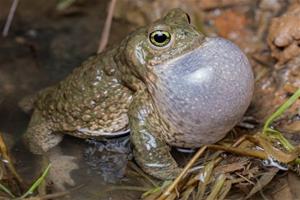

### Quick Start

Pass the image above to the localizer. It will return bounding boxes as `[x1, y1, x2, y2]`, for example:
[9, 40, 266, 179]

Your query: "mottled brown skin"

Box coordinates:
[24, 9, 253, 180]
[25, 53, 133, 150]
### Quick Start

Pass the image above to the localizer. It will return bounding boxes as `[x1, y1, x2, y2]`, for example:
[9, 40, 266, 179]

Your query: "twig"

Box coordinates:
[207, 144, 268, 160]
[157, 146, 207, 200]
[2, 0, 19, 37]
[97, 0, 116, 53]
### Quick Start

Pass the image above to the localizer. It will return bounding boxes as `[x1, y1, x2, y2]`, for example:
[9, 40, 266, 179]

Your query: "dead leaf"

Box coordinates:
[245, 168, 279, 199]
[214, 160, 248, 174]
[287, 172, 300, 199]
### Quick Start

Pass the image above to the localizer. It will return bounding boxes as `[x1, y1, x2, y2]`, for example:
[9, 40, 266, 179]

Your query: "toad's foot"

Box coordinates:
[139, 163, 182, 180]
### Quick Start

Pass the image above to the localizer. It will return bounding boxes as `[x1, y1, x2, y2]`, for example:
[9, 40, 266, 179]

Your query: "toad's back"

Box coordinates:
[34, 50, 133, 139]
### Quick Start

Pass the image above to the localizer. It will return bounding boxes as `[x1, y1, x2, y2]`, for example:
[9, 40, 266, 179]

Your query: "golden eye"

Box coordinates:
[149, 30, 171, 47]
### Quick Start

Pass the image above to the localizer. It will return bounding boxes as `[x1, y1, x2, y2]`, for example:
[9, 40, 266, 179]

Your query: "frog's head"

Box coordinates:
[121, 8, 205, 84]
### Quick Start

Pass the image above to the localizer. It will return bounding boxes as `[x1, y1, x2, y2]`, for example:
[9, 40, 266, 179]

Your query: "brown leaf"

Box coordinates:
[287, 172, 300, 199]
[214, 160, 248, 174]
[271, 181, 293, 200]
[245, 168, 279, 199]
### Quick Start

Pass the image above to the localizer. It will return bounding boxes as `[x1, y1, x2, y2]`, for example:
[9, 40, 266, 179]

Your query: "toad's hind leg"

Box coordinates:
[23, 110, 63, 154]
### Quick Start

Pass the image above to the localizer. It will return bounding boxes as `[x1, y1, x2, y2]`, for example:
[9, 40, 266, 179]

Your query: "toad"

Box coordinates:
[23, 8, 254, 179]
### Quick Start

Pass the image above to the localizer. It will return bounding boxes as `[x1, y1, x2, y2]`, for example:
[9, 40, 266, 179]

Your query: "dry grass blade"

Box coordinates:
[206, 174, 226, 200]
[180, 185, 195, 200]
[0, 132, 23, 184]
[217, 181, 232, 200]
[2, 0, 19, 37]
[235, 172, 255, 185]
[157, 146, 207, 200]
[180, 136, 248, 190]
[0, 182, 15, 198]
[142, 189, 162, 200]
[97, 0, 116, 53]
[255, 135, 298, 163]
[196, 161, 215, 199]
[245, 168, 279, 199]
[207, 144, 268, 160]
[164, 193, 177, 200]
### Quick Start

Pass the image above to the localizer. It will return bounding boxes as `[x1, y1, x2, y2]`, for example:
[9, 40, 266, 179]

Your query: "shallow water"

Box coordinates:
[0, 1, 200, 199]
[0, 1, 148, 199]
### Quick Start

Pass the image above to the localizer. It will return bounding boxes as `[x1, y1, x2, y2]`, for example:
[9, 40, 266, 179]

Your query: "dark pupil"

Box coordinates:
[154, 32, 167, 43]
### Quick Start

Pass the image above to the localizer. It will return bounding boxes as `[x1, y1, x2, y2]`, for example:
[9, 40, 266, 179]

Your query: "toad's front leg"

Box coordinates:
[128, 91, 181, 180]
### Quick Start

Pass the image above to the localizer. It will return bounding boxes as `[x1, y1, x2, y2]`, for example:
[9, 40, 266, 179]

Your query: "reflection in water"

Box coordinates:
[84, 136, 132, 183]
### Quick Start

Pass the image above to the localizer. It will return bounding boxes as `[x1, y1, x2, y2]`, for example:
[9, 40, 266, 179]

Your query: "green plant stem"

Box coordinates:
[263, 88, 300, 134]
[262, 88, 300, 151]
[266, 128, 295, 151]
[0, 182, 15, 198]
[18, 164, 51, 199]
